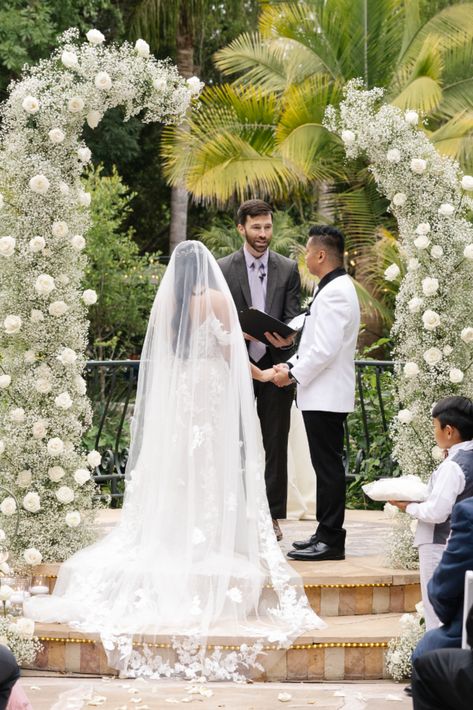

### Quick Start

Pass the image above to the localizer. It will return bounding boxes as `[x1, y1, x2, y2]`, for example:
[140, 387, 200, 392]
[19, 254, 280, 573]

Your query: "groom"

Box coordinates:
[218, 200, 301, 541]
[273, 225, 360, 561]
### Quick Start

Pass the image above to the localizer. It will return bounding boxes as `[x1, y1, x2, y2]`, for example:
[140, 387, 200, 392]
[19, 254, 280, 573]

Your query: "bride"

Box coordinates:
[25, 241, 325, 680]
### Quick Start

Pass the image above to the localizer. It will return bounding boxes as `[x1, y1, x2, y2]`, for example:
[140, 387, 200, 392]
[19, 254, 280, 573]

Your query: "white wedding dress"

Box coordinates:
[25, 241, 325, 680]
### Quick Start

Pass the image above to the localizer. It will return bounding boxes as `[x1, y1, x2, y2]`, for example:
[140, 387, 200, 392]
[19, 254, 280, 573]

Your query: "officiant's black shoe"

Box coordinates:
[403, 685, 412, 697]
[287, 541, 345, 561]
[292, 534, 318, 550]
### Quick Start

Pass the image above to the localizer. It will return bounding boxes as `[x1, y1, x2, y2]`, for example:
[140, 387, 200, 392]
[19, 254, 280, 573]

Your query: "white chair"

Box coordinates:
[462, 570, 473, 649]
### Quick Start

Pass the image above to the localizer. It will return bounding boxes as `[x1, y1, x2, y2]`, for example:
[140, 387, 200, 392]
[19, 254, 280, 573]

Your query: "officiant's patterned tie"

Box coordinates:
[249, 261, 267, 362]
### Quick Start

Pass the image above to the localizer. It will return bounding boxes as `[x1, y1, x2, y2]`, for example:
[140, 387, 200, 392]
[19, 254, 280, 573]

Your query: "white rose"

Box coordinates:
[74, 375, 87, 395]
[10, 407, 25, 423]
[4, 315, 22, 334]
[135, 38, 150, 57]
[77, 147, 92, 163]
[0, 237, 15, 257]
[34, 273, 55, 295]
[408, 297, 423, 313]
[0, 375, 11, 389]
[67, 96, 85, 113]
[461, 175, 473, 191]
[415, 222, 431, 235]
[35, 378, 51, 394]
[86, 110, 101, 129]
[23, 548, 42, 566]
[0, 497, 16, 516]
[87, 450, 101, 467]
[407, 258, 420, 272]
[0, 585, 13, 601]
[59, 181, 70, 194]
[392, 192, 407, 206]
[32, 420, 47, 439]
[74, 468, 90, 486]
[414, 235, 430, 250]
[0, 441, 4, 455]
[449, 368, 464, 383]
[65, 511, 81, 528]
[82, 289, 98, 305]
[384, 263, 400, 281]
[94, 71, 112, 91]
[405, 110, 419, 125]
[22, 95, 40, 113]
[422, 277, 439, 296]
[29, 236, 46, 252]
[397, 409, 413, 424]
[49, 301, 69, 317]
[56, 486, 74, 504]
[48, 466, 65, 482]
[30, 309, 44, 323]
[438, 203, 455, 217]
[432, 445, 444, 462]
[47, 437, 64, 456]
[29, 174, 50, 194]
[23, 492, 40, 513]
[386, 148, 401, 163]
[78, 190, 91, 207]
[70, 234, 86, 251]
[341, 129, 355, 145]
[48, 128, 65, 144]
[404, 362, 420, 378]
[186, 76, 202, 95]
[14, 617, 35, 637]
[411, 158, 427, 174]
[86, 29, 105, 45]
[463, 244, 473, 260]
[55, 391, 73, 409]
[58, 348, 77, 365]
[422, 309, 441, 330]
[152, 78, 166, 91]
[423, 347, 443, 366]
[430, 245, 443, 259]
[443, 345, 453, 356]
[61, 50, 78, 69]
[461, 327, 473, 344]
[24, 350, 36, 364]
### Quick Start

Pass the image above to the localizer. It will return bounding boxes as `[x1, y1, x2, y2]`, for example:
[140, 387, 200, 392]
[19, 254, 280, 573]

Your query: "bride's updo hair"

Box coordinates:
[171, 241, 216, 358]
[432, 396, 473, 440]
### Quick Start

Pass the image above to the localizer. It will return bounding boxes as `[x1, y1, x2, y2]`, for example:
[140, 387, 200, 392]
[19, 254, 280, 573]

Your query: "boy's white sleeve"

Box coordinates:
[406, 461, 465, 523]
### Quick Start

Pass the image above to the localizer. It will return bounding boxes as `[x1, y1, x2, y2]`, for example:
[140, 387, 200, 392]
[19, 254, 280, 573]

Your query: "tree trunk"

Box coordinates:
[169, 7, 194, 253]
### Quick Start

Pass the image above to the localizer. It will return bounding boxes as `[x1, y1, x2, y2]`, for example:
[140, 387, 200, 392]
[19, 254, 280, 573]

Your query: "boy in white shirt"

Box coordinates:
[390, 396, 473, 630]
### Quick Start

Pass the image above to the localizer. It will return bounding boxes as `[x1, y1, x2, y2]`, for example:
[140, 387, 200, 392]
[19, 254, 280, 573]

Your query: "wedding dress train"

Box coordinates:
[25, 241, 325, 680]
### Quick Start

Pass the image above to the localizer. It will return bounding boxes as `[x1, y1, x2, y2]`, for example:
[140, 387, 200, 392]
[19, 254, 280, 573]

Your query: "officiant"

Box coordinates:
[218, 200, 301, 541]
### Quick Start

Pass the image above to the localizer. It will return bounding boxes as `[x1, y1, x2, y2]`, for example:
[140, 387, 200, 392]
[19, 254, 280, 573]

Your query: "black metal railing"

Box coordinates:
[85, 359, 396, 503]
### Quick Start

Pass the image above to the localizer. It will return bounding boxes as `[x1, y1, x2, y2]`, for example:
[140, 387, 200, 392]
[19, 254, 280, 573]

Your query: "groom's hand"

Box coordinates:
[264, 331, 295, 348]
[273, 363, 291, 387]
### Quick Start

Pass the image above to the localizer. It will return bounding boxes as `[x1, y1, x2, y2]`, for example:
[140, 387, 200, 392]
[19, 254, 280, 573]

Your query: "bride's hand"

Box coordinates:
[258, 367, 276, 382]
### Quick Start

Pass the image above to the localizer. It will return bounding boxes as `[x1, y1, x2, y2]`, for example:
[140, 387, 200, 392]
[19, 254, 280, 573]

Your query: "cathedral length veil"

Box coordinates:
[25, 241, 325, 680]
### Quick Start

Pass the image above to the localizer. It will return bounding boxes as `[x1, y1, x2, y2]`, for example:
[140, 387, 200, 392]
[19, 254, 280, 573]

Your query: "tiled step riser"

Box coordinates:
[42, 575, 420, 617]
[25, 639, 389, 681]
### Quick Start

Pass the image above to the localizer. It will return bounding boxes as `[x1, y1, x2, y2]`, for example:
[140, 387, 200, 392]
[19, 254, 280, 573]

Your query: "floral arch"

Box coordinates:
[326, 81, 473, 555]
[0, 28, 201, 566]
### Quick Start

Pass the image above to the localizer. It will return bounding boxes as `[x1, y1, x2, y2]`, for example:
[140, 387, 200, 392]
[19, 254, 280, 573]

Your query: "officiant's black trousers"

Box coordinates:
[412, 648, 473, 710]
[302, 410, 347, 549]
[253, 354, 294, 519]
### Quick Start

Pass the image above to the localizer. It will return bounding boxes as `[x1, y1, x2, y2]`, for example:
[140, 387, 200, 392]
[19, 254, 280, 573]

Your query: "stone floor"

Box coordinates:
[20, 674, 412, 709]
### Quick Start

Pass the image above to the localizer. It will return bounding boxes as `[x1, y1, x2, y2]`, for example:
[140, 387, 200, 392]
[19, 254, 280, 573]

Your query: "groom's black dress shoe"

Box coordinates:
[292, 534, 318, 550]
[287, 541, 345, 561]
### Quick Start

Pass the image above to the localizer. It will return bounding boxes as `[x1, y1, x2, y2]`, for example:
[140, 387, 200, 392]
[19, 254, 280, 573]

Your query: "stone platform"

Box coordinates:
[27, 510, 420, 681]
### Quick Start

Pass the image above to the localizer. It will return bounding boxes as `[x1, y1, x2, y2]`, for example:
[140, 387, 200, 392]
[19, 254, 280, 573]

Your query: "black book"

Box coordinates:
[238, 308, 299, 346]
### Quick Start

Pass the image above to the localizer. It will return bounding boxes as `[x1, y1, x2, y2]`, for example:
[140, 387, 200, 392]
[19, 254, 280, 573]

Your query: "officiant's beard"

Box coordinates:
[241, 226, 273, 256]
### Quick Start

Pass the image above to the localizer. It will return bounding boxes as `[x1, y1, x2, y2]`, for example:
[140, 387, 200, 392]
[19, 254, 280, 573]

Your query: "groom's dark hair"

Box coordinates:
[308, 225, 345, 263]
[237, 199, 273, 226]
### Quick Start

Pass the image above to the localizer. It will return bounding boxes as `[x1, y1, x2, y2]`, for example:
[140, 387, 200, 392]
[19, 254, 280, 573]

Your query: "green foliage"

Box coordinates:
[83, 165, 164, 359]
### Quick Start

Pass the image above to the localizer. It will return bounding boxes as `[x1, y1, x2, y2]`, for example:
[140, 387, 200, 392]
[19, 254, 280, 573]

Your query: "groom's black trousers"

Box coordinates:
[302, 410, 347, 549]
[252, 352, 294, 519]
[412, 648, 473, 710]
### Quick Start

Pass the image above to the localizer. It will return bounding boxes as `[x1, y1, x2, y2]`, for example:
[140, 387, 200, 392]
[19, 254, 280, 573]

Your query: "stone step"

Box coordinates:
[27, 613, 404, 681]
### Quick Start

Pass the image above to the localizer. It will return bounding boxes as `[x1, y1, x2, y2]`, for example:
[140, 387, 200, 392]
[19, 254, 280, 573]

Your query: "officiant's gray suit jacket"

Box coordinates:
[218, 248, 301, 364]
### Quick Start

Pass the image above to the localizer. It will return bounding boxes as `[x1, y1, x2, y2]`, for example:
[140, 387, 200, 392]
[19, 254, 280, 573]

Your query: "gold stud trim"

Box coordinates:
[38, 637, 388, 650]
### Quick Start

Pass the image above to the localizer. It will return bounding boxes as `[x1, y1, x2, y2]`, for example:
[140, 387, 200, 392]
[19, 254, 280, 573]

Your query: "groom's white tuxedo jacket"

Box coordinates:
[288, 273, 360, 413]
